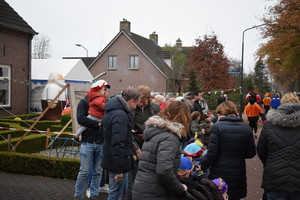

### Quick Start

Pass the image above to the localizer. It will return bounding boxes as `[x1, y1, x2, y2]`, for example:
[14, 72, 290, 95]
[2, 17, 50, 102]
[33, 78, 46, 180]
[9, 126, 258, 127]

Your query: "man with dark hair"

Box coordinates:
[101, 88, 141, 200]
[193, 91, 204, 115]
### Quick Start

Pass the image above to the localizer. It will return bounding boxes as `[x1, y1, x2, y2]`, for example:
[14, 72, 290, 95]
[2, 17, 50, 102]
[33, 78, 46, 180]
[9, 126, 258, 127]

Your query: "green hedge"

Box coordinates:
[203, 92, 246, 111]
[0, 133, 47, 153]
[0, 130, 24, 141]
[0, 113, 40, 120]
[17, 120, 62, 129]
[0, 152, 79, 179]
[0, 122, 10, 127]
[49, 125, 73, 132]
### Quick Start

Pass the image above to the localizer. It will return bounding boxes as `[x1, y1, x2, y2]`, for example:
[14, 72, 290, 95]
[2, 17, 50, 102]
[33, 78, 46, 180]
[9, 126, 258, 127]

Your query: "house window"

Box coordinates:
[130, 55, 139, 69]
[108, 56, 117, 69]
[0, 65, 11, 107]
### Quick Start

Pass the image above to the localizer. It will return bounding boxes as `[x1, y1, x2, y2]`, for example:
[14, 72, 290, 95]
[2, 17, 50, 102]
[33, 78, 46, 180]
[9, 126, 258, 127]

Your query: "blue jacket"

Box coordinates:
[101, 95, 133, 173]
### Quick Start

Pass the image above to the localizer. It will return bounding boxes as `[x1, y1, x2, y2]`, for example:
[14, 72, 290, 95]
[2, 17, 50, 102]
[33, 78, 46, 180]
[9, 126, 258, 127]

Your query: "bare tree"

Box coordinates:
[32, 34, 51, 59]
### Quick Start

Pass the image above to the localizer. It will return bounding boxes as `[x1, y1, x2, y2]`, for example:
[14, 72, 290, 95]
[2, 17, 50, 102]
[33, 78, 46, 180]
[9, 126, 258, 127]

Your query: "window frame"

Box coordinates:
[0, 65, 11, 107]
[129, 55, 139, 69]
[108, 55, 117, 69]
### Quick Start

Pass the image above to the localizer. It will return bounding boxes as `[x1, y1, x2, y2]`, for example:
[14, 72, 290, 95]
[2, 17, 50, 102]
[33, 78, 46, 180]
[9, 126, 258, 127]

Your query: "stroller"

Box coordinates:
[183, 179, 224, 200]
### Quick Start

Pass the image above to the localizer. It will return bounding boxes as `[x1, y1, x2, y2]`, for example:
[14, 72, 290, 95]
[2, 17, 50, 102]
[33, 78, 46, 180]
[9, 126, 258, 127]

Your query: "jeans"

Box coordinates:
[88, 167, 106, 188]
[74, 142, 103, 199]
[108, 171, 128, 200]
[266, 191, 300, 200]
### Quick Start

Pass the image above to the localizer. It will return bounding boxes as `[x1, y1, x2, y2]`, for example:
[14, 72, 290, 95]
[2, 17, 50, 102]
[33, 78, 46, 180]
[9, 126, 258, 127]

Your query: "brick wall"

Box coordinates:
[0, 29, 31, 117]
[89, 34, 167, 96]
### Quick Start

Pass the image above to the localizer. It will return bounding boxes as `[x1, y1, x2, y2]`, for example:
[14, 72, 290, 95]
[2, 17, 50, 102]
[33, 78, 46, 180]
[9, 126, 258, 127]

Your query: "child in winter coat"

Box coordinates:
[75, 80, 110, 138]
[199, 114, 212, 147]
[177, 156, 223, 200]
[189, 111, 204, 140]
[183, 139, 207, 179]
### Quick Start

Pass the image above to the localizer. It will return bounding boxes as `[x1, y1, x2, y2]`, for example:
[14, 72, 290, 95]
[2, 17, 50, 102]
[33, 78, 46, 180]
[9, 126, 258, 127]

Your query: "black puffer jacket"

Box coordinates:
[101, 95, 133, 173]
[200, 116, 256, 199]
[132, 116, 185, 200]
[257, 102, 300, 193]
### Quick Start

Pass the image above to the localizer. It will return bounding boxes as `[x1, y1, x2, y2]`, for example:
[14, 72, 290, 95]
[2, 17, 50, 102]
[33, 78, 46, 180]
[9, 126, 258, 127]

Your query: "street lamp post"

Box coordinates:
[240, 23, 267, 117]
[75, 44, 88, 57]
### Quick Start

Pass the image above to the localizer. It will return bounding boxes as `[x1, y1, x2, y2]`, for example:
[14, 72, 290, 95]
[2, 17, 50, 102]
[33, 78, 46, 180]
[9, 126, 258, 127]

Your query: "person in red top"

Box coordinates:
[75, 80, 110, 138]
[244, 93, 262, 138]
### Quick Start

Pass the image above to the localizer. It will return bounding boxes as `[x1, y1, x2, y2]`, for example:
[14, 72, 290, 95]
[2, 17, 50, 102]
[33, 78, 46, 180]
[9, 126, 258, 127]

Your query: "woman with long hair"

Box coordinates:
[200, 101, 256, 200]
[132, 101, 191, 200]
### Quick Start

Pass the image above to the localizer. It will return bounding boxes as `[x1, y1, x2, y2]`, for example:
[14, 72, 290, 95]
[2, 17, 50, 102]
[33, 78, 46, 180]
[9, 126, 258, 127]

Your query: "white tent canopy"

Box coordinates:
[31, 59, 94, 83]
[30, 59, 94, 112]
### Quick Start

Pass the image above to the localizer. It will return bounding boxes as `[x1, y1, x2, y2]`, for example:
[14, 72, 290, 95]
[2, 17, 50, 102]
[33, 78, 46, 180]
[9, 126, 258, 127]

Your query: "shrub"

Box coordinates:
[0, 152, 79, 180]
[0, 130, 24, 141]
[0, 133, 47, 153]
[0, 113, 40, 120]
[60, 114, 72, 126]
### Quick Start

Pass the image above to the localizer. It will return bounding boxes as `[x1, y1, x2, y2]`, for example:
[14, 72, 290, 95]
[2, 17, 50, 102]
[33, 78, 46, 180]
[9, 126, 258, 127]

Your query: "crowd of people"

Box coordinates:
[73, 81, 300, 200]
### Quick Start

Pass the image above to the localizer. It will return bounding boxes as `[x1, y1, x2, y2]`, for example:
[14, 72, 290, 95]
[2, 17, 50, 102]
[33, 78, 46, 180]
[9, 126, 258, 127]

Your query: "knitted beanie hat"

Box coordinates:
[212, 178, 228, 194]
[179, 156, 193, 171]
[183, 139, 205, 158]
[90, 80, 110, 92]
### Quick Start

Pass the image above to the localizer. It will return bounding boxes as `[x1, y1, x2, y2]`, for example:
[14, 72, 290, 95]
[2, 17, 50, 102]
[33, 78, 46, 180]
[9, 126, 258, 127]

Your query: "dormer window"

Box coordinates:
[108, 56, 117, 69]
[129, 55, 139, 69]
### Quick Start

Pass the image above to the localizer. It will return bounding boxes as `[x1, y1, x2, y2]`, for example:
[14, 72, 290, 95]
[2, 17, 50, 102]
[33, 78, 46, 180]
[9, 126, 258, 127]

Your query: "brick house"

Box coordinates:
[88, 19, 173, 95]
[0, 0, 37, 116]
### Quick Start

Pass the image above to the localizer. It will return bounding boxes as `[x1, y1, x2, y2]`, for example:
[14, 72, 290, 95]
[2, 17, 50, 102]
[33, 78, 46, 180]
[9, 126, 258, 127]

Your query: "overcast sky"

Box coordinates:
[6, 0, 276, 74]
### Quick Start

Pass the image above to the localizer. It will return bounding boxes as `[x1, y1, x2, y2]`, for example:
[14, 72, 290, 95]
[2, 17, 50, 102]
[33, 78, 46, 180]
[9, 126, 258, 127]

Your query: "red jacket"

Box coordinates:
[86, 91, 106, 119]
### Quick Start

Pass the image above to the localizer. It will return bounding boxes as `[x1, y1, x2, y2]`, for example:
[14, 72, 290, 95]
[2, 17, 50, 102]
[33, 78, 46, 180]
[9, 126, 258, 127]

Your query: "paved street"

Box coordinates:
[0, 154, 265, 200]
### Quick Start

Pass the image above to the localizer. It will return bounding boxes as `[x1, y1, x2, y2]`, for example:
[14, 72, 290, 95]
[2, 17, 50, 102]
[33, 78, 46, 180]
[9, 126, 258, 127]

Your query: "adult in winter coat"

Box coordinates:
[74, 80, 110, 199]
[257, 92, 300, 200]
[132, 101, 191, 200]
[101, 88, 141, 200]
[200, 101, 256, 200]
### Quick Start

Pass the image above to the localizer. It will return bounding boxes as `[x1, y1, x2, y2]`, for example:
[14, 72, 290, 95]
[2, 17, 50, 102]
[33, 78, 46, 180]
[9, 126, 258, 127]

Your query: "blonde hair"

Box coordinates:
[281, 92, 300, 104]
[158, 101, 191, 137]
[216, 101, 238, 116]
[154, 95, 166, 103]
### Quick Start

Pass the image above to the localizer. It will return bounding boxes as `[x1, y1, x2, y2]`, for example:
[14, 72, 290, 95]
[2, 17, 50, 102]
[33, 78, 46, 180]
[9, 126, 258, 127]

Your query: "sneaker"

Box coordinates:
[99, 184, 109, 193]
[86, 188, 91, 198]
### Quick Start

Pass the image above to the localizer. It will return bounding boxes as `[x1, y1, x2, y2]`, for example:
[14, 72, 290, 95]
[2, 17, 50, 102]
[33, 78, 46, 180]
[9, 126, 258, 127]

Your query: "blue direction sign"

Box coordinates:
[227, 71, 241, 75]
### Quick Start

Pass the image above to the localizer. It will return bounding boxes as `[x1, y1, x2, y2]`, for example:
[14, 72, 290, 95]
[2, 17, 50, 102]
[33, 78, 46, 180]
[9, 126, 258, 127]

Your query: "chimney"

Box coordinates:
[149, 31, 158, 45]
[120, 18, 131, 32]
[176, 38, 182, 50]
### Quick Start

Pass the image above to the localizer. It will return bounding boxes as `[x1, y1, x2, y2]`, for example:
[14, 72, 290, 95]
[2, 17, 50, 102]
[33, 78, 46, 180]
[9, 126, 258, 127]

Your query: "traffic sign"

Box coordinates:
[227, 71, 241, 75]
